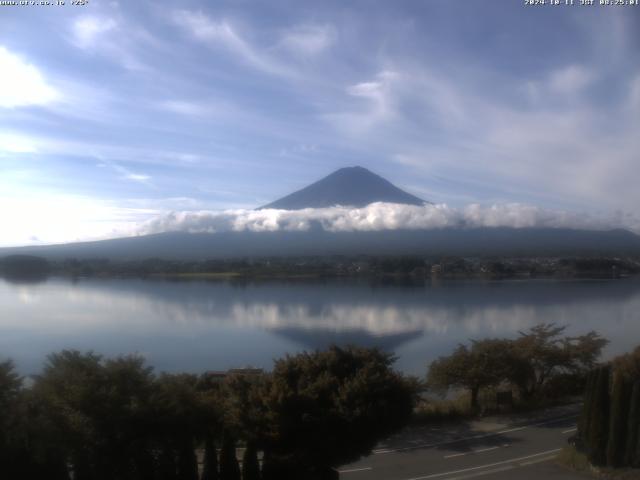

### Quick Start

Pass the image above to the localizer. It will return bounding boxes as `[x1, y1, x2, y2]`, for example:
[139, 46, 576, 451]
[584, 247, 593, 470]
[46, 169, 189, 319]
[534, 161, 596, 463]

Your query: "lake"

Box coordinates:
[1, 276, 639, 376]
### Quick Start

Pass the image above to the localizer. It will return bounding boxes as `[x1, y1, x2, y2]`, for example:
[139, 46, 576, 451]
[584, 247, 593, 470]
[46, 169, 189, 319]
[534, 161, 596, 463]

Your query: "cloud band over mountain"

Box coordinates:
[139, 202, 638, 235]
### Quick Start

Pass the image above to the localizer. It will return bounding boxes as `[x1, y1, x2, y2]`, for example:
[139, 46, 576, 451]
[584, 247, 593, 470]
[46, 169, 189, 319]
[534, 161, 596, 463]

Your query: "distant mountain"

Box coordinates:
[259, 166, 426, 209]
[3, 166, 640, 261]
[3, 227, 640, 260]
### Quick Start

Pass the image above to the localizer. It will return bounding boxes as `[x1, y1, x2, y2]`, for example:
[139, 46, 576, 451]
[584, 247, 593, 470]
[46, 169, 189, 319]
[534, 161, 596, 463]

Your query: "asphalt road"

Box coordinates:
[339, 404, 590, 480]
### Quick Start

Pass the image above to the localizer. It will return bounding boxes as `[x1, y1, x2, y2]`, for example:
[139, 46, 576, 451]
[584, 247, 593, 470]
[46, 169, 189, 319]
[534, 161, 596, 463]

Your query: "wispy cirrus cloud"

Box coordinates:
[97, 160, 152, 186]
[71, 15, 118, 49]
[322, 71, 400, 134]
[278, 24, 335, 56]
[171, 10, 293, 77]
[67, 11, 159, 71]
[548, 64, 594, 96]
[2, 2, 639, 247]
[157, 100, 210, 116]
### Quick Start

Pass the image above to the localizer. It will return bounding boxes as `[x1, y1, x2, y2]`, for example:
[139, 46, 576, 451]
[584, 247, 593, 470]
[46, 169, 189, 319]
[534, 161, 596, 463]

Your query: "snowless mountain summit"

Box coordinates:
[259, 166, 428, 210]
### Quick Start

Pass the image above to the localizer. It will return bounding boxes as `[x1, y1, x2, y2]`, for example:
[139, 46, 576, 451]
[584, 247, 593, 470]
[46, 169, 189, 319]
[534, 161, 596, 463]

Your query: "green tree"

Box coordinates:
[99, 355, 156, 479]
[153, 373, 214, 480]
[606, 371, 631, 467]
[157, 446, 177, 480]
[260, 450, 276, 480]
[0, 359, 21, 407]
[177, 440, 199, 480]
[578, 369, 597, 442]
[219, 432, 241, 480]
[260, 346, 417, 476]
[196, 373, 224, 480]
[222, 373, 268, 445]
[510, 324, 607, 399]
[201, 436, 219, 480]
[613, 345, 640, 380]
[0, 254, 49, 280]
[32, 350, 159, 479]
[242, 442, 260, 480]
[427, 339, 514, 410]
[611, 346, 640, 467]
[0, 359, 26, 477]
[32, 350, 106, 478]
[587, 365, 610, 466]
[625, 381, 640, 467]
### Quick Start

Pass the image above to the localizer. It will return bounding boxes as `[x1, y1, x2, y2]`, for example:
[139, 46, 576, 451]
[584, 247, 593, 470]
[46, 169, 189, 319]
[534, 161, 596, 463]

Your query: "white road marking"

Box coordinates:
[447, 465, 515, 480]
[495, 426, 526, 435]
[519, 455, 558, 466]
[444, 444, 510, 459]
[444, 453, 467, 459]
[473, 446, 499, 454]
[373, 414, 578, 455]
[562, 427, 577, 434]
[338, 467, 372, 474]
[403, 448, 562, 480]
[533, 416, 579, 427]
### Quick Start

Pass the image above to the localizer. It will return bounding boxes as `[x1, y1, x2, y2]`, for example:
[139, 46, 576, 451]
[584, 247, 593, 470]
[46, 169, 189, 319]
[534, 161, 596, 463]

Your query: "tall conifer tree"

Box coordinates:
[219, 433, 240, 480]
[201, 436, 219, 480]
[579, 369, 597, 441]
[606, 372, 631, 467]
[587, 365, 610, 465]
[624, 382, 640, 467]
[242, 442, 261, 480]
[177, 440, 199, 480]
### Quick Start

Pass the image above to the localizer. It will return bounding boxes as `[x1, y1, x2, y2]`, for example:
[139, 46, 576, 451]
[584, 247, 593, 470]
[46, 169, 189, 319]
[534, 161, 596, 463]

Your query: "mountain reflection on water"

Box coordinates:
[1, 276, 639, 376]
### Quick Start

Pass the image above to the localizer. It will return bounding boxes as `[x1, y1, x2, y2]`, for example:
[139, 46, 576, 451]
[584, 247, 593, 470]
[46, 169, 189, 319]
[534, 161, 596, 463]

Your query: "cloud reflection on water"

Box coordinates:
[1, 277, 639, 375]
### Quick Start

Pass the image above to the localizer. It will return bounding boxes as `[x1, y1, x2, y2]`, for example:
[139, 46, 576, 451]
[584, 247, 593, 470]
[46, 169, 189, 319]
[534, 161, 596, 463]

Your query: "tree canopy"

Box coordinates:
[511, 324, 608, 398]
[427, 339, 514, 409]
[259, 346, 418, 475]
[0, 346, 418, 479]
[427, 324, 609, 407]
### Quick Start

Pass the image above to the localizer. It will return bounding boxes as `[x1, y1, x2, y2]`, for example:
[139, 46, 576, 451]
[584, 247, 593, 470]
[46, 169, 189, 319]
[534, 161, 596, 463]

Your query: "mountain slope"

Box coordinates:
[259, 166, 426, 209]
[3, 167, 640, 260]
[3, 227, 640, 260]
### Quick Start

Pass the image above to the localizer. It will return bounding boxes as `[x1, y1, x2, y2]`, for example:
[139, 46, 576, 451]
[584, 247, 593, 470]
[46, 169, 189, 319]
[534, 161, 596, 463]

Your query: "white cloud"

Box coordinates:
[348, 71, 397, 101]
[138, 202, 638, 236]
[392, 153, 420, 167]
[172, 10, 289, 76]
[0, 133, 38, 154]
[548, 64, 594, 95]
[328, 68, 470, 137]
[279, 25, 335, 56]
[90, 159, 152, 185]
[522, 65, 594, 105]
[71, 15, 117, 49]
[0, 192, 154, 247]
[0, 129, 211, 172]
[325, 71, 399, 133]
[158, 100, 209, 116]
[69, 14, 152, 71]
[360, 60, 639, 211]
[125, 173, 151, 182]
[106, 162, 152, 185]
[0, 47, 60, 108]
[279, 143, 319, 158]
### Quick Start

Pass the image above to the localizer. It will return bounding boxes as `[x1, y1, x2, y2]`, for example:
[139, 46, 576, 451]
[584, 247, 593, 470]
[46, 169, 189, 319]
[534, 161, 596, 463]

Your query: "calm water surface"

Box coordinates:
[1, 276, 639, 376]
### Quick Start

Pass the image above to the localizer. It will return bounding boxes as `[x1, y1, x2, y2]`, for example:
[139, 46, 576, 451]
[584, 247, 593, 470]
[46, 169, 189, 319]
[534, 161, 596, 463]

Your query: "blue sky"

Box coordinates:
[0, 0, 639, 246]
